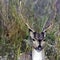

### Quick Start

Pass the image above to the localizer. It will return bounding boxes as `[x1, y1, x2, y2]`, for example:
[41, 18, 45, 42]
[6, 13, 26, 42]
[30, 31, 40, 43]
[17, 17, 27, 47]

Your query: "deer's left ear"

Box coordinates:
[29, 28, 35, 39]
[43, 20, 53, 32]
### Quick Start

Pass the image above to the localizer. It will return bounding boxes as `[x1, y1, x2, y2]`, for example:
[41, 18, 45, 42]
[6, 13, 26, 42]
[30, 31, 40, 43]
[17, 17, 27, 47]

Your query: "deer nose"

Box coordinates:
[35, 45, 43, 51]
[37, 45, 42, 51]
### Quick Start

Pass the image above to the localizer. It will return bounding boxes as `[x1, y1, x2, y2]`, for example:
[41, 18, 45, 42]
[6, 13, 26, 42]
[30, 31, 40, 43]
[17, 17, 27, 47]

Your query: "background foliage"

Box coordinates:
[0, 0, 60, 60]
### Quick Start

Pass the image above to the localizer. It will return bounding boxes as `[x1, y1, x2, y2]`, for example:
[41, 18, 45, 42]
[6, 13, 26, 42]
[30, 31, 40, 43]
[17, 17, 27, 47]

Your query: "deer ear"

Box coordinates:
[43, 20, 53, 32]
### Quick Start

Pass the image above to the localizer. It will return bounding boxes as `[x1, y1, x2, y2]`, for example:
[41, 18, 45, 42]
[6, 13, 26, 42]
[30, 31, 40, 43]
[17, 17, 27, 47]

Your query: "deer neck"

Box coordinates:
[32, 48, 45, 60]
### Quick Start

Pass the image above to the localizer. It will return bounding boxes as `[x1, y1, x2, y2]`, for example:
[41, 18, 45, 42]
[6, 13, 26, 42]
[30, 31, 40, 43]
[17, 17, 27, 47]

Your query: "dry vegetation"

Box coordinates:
[0, 0, 60, 60]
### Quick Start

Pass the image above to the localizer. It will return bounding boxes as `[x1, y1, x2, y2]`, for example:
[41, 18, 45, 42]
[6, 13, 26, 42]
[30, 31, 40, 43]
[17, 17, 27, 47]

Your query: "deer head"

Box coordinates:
[25, 22, 53, 51]
[20, 9, 56, 51]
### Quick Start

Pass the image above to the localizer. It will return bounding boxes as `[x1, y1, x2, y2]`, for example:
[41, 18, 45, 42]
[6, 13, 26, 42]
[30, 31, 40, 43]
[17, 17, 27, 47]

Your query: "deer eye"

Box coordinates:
[32, 39, 35, 41]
